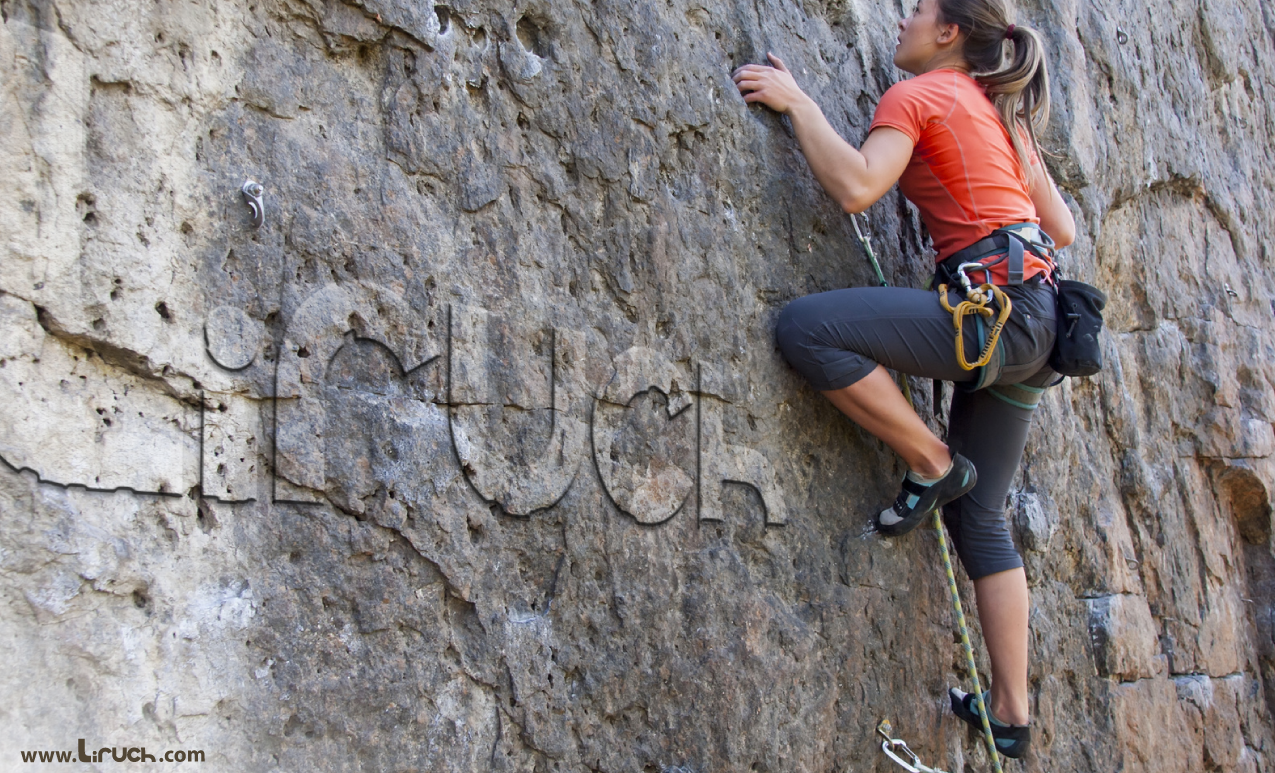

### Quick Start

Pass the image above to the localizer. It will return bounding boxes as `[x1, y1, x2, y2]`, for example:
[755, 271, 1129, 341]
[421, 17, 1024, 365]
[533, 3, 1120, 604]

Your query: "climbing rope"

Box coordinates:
[934, 507, 1004, 773]
[850, 214, 1005, 773]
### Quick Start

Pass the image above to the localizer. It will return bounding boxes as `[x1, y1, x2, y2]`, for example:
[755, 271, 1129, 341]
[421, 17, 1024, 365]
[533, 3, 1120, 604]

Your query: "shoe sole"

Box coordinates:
[875, 455, 977, 537]
[948, 688, 1031, 760]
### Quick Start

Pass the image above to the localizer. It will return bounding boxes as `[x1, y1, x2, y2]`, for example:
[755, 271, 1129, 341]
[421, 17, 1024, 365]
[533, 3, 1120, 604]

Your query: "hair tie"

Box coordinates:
[1005, 24, 1016, 39]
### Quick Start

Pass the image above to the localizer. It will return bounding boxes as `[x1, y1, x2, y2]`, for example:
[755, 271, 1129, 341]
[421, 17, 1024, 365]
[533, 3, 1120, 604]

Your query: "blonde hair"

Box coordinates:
[937, 0, 1051, 177]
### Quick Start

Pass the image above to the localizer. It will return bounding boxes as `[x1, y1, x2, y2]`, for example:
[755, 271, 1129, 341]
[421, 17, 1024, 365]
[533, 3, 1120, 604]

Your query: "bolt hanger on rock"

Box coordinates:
[241, 179, 264, 228]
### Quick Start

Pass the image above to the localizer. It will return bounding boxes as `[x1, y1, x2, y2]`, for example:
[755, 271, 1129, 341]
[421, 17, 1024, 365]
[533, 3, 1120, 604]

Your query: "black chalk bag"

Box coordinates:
[1048, 273, 1107, 377]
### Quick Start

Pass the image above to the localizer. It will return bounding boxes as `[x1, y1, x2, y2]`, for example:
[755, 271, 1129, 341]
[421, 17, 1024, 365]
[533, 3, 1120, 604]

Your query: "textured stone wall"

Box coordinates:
[2, 0, 1275, 770]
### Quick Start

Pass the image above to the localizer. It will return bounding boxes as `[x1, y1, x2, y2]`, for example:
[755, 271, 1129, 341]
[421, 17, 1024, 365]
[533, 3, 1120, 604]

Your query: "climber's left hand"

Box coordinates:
[732, 53, 813, 115]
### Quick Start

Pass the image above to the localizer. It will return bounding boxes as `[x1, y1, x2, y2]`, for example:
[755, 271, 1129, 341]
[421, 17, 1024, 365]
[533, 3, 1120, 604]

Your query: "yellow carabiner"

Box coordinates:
[938, 284, 1013, 370]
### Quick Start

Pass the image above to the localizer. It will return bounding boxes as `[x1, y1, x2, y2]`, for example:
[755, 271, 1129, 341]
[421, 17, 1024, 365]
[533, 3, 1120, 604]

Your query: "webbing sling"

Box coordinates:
[1007, 233, 1024, 285]
[987, 382, 1046, 410]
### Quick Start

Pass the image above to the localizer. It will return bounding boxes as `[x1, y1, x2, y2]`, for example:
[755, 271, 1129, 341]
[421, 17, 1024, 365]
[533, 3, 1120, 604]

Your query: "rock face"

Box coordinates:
[2, 0, 1274, 770]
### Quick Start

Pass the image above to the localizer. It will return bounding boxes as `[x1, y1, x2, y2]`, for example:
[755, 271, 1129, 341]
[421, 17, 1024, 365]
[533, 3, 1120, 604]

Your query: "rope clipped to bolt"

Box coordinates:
[850, 214, 1005, 773]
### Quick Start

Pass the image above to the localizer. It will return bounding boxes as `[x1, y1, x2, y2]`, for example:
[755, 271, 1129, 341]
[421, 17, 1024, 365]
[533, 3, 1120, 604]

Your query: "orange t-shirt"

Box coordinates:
[869, 68, 1049, 284]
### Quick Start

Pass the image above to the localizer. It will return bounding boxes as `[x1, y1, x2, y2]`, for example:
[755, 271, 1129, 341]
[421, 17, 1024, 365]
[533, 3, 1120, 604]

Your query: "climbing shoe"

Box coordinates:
[874, 454, 977, 537]
[949, 688, 1031, 760]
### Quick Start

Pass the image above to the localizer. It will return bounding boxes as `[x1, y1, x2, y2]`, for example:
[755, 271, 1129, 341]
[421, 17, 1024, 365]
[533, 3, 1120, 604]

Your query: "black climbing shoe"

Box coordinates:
[949, 688, 1031, 760]
[874, 454, 977, 537]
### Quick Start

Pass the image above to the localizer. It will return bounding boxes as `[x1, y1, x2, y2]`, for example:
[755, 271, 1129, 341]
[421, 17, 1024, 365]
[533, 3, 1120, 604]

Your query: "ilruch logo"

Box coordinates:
[18, 739, 205, 763]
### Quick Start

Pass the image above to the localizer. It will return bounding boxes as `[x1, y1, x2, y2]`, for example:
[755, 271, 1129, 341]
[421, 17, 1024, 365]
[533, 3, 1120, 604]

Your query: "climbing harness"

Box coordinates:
[876, 720, 950, 773]
[937, 268, 1013, 371]
[931, 223, 1058, 387]
[850, 213, 1005, 773]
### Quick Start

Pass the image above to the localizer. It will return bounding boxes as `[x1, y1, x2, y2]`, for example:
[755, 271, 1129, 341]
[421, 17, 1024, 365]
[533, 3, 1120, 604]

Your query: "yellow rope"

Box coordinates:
[938, 283, 1013, 371]
[852, 215, 1005, 771]
[935, 278, 1008, 771]
[935, 508, 1005, 773]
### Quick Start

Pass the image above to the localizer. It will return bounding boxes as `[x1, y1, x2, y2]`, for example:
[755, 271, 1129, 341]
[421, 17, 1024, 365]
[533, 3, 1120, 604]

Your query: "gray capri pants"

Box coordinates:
[776, 281, 1058, 579]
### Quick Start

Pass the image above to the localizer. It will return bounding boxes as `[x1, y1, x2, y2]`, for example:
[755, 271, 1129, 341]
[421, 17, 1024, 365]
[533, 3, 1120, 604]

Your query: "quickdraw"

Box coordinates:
[938, 262, 1012, 371]
[877, 720, 950, 773]
[852, 212, 890, 288]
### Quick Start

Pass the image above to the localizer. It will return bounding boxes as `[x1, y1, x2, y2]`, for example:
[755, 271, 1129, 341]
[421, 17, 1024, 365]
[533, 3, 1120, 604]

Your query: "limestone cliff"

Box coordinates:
[2, 0, 1274, 770]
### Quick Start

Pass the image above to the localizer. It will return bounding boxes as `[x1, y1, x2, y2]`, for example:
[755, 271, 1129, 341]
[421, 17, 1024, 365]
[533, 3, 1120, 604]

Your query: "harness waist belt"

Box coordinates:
[938, 224, 1055, 287]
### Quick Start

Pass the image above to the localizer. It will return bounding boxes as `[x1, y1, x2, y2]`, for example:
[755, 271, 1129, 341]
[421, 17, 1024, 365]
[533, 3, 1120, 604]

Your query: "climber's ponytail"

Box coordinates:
[937, 0, 1051, 178]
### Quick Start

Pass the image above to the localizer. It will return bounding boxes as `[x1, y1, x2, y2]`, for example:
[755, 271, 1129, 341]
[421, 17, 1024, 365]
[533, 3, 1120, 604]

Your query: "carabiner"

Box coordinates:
[955, 261, 989, 298]
[876, 720, 950, 773]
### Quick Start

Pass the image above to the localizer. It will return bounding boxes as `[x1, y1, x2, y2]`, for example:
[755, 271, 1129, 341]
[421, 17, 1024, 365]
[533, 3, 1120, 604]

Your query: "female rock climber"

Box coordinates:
[732, 0, 1076, 759]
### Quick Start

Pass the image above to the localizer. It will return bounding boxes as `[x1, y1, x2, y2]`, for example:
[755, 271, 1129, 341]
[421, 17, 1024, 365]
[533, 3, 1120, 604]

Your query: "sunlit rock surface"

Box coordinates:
[2, 0, 1274, 770]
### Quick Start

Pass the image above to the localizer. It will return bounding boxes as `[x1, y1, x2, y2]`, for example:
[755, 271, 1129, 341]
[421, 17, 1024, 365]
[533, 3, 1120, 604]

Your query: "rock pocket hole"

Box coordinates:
[197, 500, 218, 533]
[516, 16, 550, 59]
[1212, 464, 1275, 719]
[1218, 466, 1272, 544]
[434, 5, 450, 34]
[77, 193, 97, 225]
[155, 301, 172, 321]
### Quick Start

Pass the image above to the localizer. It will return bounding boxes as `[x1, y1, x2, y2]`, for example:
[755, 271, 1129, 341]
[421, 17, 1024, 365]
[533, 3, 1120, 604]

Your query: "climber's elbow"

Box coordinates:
[1052, 229, 1075, 250]
[1044, 215, 1076, 250]
[838, 184, 876, 215]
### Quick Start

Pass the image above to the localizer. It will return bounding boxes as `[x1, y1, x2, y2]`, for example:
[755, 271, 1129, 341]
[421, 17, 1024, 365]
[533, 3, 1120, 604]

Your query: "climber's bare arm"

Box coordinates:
[732, 53, 913, 214]
[1027, 160, 1076, 248]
